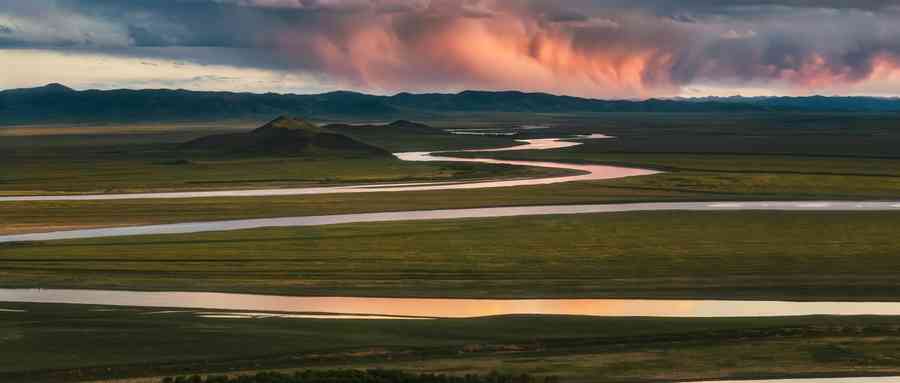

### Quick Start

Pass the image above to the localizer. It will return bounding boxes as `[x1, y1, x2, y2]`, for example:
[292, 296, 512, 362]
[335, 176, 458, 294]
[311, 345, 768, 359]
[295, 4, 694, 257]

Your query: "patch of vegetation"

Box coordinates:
[4, 211, 900, 300]
[326, 120, 511, 152]
[5, 112, 900, 231]
[0, 119, 571, 195]
[446, 112, 900, 199]
[4, 303, 900, 383]
[159, 159, 193, 166]
[809, 344, 867, 363]
[162, 370, 554, 383]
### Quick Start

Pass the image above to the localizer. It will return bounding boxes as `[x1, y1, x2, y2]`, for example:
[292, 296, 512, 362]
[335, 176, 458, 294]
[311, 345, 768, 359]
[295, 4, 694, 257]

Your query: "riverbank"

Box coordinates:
[3, 210, 900, 301]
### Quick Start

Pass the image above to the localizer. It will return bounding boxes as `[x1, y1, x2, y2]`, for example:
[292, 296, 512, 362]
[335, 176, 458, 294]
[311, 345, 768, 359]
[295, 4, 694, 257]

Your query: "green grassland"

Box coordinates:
[3, 113, 900, 383]
[448, 112, 900, 199]
[4, 113, 900, 235]
[4, 211, 900, 300]
[2, 166, 897, 236]
[3, 303, 900, 382]
[0, 122, 557, 195]
[0, 181, 696, 235]
[1, 152, 564, 196]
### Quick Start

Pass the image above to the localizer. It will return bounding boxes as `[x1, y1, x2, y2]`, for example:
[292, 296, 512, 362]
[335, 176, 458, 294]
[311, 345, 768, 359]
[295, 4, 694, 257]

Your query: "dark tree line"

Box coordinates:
[162, 369, 560, 383]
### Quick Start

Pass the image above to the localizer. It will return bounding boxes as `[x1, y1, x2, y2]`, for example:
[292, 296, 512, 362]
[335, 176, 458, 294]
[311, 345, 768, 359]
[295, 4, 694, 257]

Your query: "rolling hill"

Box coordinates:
[180, 116, 392, 157]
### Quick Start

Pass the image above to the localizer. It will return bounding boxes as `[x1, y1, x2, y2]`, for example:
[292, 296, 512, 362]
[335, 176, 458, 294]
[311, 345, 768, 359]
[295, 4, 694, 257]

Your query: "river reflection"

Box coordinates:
[3, 289, 900, 318]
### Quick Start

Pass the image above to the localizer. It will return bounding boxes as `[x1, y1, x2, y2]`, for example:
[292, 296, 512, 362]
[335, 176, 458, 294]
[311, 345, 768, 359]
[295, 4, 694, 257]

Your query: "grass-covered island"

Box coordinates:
[4, 211, 900, 300]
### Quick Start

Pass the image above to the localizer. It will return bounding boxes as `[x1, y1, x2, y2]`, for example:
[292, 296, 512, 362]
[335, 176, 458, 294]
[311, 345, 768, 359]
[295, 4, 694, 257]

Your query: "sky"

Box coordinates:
[2, 0, 900, 99]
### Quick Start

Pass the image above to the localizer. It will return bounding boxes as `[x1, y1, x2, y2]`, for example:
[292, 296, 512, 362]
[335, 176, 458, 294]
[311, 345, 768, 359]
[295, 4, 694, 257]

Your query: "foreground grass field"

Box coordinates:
[3, 303, 900, 382]
[4, 211, 899, 300]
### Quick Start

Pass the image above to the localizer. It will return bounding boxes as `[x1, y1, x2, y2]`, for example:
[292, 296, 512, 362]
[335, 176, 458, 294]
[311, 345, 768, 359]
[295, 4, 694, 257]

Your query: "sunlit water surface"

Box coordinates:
[3, 289, 900, 319]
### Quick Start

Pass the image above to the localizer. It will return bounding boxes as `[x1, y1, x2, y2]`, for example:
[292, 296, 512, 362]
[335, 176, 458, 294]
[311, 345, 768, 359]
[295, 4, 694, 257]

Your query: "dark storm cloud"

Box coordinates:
[1, 0, 899, 96]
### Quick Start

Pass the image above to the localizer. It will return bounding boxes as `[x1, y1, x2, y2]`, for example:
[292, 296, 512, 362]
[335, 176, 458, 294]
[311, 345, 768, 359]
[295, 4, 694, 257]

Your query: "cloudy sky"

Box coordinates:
[2, 0, 900, 98]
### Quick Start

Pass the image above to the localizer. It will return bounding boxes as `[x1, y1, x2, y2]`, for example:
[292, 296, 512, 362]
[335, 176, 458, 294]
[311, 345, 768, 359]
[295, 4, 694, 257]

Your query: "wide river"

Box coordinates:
[3, 289, 900, 319]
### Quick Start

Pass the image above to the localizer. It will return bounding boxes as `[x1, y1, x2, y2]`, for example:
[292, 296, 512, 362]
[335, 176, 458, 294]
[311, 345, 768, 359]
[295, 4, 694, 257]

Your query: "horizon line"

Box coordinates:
[5, 83, 900, 102]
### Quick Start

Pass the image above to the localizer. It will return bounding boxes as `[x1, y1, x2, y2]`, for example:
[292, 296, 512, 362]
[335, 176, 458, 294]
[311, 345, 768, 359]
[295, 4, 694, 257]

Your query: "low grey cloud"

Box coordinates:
[1, 0, 899, 97]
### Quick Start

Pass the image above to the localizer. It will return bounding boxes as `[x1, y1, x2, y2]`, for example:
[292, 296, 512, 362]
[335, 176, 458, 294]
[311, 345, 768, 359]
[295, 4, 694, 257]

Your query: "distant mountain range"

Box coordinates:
[2, 84, 899, 124]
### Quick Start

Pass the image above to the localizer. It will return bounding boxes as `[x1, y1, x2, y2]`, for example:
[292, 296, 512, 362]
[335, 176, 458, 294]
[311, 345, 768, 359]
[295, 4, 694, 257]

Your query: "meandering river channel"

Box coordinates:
[2, 135, 898, 242]
[3, 289, 900, 319]
[0, 137, 656, 202]
[4, 136, 900, 381]
[1, 200, 898, 242]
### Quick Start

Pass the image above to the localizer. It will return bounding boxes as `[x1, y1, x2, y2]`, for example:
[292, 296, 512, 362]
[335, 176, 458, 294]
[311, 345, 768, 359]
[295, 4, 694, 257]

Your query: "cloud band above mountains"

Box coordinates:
[2, 0, 900, 97]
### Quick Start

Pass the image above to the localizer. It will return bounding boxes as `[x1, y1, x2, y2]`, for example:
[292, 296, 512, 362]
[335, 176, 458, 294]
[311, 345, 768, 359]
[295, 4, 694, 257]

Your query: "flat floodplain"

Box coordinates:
[0, 122, 563, 196]
[5, 113, 900, 236]
[4, 303, 900, 383]
[4, 112, 900, 382]
[3, 211, 900, 300]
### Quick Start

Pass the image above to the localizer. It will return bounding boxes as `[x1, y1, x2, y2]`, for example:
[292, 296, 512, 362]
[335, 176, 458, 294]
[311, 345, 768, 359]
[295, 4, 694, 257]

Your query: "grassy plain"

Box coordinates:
[0, 121, 537, 195]
[3, 303, 900, 382]
[3, 211, 900, 300]
[3, 113, 900, 382]
[449, 112, 900, 200]
[4, 113, 900, 235]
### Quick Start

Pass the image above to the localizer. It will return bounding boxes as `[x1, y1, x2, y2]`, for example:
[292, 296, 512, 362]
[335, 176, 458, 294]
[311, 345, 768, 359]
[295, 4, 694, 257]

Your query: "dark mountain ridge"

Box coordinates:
[3, 84, 900, 124]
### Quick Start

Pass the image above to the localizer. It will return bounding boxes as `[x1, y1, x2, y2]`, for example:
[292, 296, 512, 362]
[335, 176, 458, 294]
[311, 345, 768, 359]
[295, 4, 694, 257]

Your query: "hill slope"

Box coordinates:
[323, 120, 513, 152]
[180, 116, 392, 157]
[325, 120, 448, 135]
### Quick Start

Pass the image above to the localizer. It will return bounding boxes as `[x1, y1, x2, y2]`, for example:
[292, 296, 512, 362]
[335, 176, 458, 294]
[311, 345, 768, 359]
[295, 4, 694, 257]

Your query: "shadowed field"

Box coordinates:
[3, 303, 900, 383]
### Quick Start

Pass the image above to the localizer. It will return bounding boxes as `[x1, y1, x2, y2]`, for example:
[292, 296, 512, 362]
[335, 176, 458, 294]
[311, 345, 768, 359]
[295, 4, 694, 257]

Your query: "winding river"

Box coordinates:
[1, 200, 898, 243]
[0, 138, 656, 202]
[3, 289, 900, 318]
[2, 135, 898, 243]
[4, 136, 900, 381]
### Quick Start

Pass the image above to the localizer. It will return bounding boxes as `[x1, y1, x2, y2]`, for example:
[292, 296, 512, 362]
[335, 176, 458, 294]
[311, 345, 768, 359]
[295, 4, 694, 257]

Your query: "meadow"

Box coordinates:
[4, 112, 900, 382]
[3, 211, 900, 300]
[3, 303, 900, 383]
[0, 122, 555, 195]
[4, 113, 900, 235]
